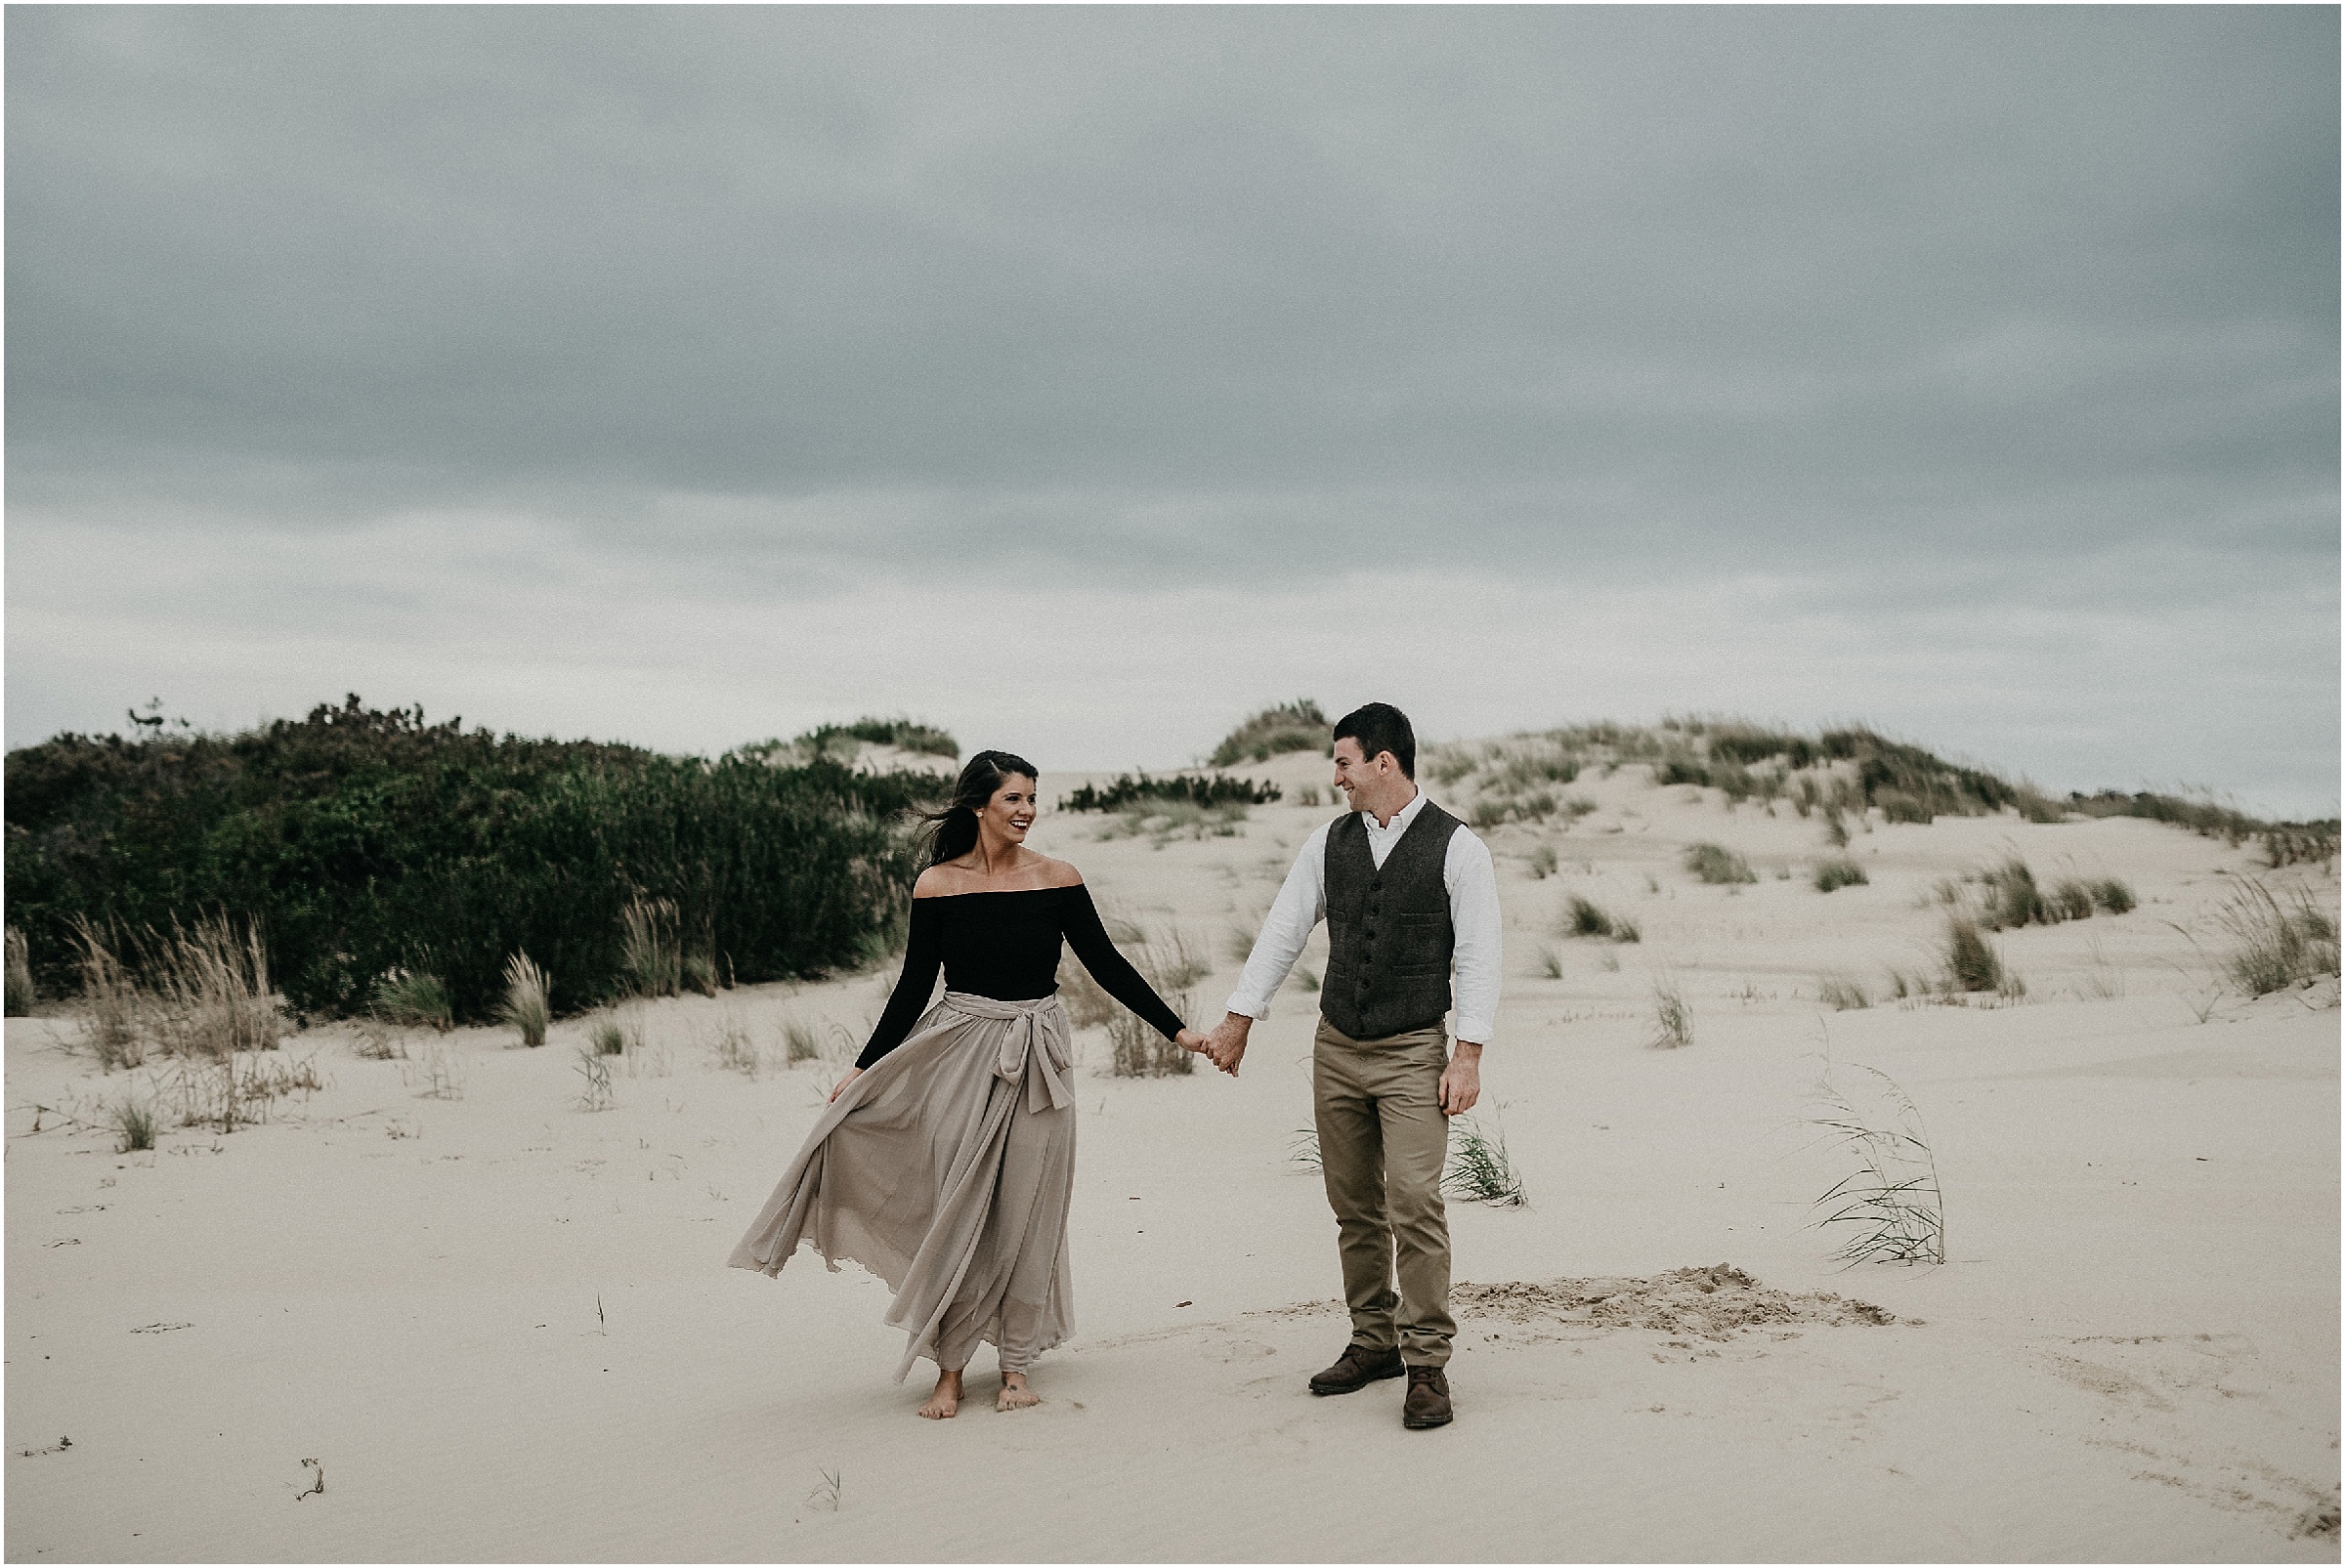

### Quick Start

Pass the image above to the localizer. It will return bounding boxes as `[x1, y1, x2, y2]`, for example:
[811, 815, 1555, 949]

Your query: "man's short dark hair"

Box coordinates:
[1332, 702, 1417, 780]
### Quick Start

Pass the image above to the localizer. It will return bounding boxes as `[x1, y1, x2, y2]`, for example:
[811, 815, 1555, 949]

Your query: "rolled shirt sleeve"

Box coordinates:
[1222, 822, 1332, 1020]
[1443, 827, 1504, 1045]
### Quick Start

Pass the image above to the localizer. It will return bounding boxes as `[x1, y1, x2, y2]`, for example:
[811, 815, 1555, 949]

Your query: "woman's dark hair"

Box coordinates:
[921, 749, 1040, 867]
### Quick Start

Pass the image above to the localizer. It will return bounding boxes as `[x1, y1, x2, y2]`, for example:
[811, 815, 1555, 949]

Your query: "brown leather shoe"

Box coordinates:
[1307, 1344, 1405, 1395]
[1401, 1365, 1453, 1428]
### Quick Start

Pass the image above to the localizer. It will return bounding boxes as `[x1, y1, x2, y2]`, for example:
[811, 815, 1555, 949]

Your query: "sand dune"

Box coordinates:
[7, 742, 2336, 1560]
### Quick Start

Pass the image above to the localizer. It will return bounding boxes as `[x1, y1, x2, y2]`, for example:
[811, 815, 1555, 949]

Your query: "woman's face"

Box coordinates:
[980, 774, 1039, 845]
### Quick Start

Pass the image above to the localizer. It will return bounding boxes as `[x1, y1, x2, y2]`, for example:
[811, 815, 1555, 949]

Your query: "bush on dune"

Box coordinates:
[5, 697, 946, 1023]
[1210, 700, 1330, 768]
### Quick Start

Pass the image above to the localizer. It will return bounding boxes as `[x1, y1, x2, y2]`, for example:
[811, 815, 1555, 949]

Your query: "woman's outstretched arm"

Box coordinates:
[852, 900, 946, 1071]
[1058, 883, 1187, 1041]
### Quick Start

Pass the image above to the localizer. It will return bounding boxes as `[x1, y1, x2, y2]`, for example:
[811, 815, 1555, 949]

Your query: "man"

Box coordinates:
[1204, 701, 1501, 1430]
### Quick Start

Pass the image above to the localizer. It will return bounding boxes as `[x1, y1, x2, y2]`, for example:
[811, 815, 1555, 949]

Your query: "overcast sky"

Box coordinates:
[8, 7, 2336, 815]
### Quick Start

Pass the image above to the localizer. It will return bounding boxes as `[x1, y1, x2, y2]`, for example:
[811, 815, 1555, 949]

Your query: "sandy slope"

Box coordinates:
[7, 746, 2337, 1561]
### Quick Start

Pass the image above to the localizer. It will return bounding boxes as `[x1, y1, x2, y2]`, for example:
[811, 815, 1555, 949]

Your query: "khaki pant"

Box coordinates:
[1312, 1018, 1455, 1367]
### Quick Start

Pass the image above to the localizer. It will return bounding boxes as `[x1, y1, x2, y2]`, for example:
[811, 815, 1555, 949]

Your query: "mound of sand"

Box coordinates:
[1266, 1263, 1901, 1339]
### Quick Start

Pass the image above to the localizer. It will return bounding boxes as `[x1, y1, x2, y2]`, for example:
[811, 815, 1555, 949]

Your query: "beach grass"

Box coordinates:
[497, 952, 551, 1047]
[1684, 842, 1758, 885]
[1813, 857, 1868, 893]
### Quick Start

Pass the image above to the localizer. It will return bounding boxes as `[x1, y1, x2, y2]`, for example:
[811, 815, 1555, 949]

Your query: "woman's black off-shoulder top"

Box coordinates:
[855, 884, 1185, 1070]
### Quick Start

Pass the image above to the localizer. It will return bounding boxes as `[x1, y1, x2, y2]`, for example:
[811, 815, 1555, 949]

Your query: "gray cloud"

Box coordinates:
[6, 7, 2335, 808]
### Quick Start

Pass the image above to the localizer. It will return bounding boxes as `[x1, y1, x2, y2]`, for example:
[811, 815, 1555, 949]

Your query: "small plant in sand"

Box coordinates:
[682, 953, 718, 997]
[2091, 877, 2136, 914]
[1528, 844, 1558, 880]
[706, 1016, 759, 1076]
[71, 917, 146, 1070]
[1442, 1115, 1526, 1206]
[1648, 974, 1692, 1049]
[112, 1095, 157, 1153]
[1055, 955, 1118, 1030]
[590, 1018, 625, 1056]
[1815, 974, 1870, 1011]
[407, 1038, 466, 1100]
[1812, 1062, 1944, 1266]
[1288, 1125, 1322, 1169]
[497, 952, 552, 1046]
[574, 1044, 616, 1111]
[1821, 806, 1850, 848]
[619, 896, 683, 1000]
[5, 925, 34, 1017]
[1537, 945, 1564, 980]
[370, 967, 452, 1034]
[1812, 857, 1868, 893]
[1684, 842, 1758, 885]
[2210, 879, 2340, 996]
[780, 1016, 823, 1067]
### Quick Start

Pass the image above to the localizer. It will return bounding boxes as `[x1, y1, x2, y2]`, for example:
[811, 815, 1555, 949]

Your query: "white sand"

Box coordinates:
[8, 745, 2337, 1560]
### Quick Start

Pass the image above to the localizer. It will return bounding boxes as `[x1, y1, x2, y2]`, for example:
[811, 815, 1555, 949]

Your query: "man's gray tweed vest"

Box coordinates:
[1319, 799, 1463, 1040]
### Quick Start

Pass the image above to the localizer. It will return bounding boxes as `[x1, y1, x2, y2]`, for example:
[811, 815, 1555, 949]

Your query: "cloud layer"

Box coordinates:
[7, 9, 2335, 812]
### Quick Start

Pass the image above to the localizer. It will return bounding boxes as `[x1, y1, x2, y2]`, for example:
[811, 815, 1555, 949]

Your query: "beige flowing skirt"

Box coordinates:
[726, 991, 1079, 1379]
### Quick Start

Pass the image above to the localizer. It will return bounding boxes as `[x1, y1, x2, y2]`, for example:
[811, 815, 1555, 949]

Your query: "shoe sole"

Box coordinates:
[1307, 1365, 1406, 1396]
[1402, 1410, 1454, 1429]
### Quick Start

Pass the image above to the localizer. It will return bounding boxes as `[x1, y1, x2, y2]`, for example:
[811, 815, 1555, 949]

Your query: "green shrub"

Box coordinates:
[789, 717, 959, 761]
[370, 968, 453, 1033]
[1061, 773, 1280, 812]
[4, 697, 941, 1022]
[1684, 843, 1757, 884]
[1813, 858, 1868, 893]
[1210, 700, 1329, 768]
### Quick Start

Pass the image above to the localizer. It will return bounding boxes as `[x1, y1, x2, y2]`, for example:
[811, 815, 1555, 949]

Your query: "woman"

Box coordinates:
[728, 749, 1208, 1418]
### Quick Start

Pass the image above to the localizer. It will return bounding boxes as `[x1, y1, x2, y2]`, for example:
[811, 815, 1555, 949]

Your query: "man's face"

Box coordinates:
[1331, 738, 1390, 809]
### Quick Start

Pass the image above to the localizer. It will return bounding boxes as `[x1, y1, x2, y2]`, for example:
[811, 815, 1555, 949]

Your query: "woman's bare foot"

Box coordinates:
[996, 1371, 1040, 1412]
[918, 1369, 962, 1420]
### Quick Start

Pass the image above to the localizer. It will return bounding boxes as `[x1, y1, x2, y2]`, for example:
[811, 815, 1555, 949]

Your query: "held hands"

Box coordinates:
[1197, 1013, 1252, 1077]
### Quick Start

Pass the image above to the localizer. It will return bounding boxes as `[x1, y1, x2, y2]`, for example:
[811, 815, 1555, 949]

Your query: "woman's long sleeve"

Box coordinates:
[1059, 886, 1186, 1041]
[855, 901, 945, 1069]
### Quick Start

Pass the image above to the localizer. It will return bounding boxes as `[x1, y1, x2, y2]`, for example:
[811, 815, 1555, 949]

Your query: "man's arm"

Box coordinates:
[1206, 825, 1329, 1076]
[1439, 828, 1504, 1116]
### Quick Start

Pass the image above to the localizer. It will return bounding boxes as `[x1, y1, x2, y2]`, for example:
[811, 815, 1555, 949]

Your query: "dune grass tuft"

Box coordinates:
[1684, 843, 1757, 885]
[1648, 975, 1692, 1048]
[1812, 857, 1868, 893]
[71, 919, 146, 1070]
[2211, 880, 2340, 996]
[5, 925, 33, 1017]
[112, 1096, 157, 1153]
[590, 1019, 625, 1056]
[370, 967, 453, 1034]
[1812, 1064, 1944, 1266]
[619, 896, 683, 1000]
[1941, 916, 2008, 995]
[781, 1016, 824, 1066]
[2092, 877, 2136, 914]
[1528, 845, 1558, 880]
[1816, 974, 1871, 1011]
[1442, 1116, 1526, 1206]
[497, 952, 551, 1047]
[1537, 945, 1563, 980]
[1565, 896, 1613, 939]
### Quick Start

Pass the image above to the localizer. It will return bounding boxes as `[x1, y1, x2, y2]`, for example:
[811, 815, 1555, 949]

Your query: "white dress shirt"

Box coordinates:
[1223, 790, 1503, 1045]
